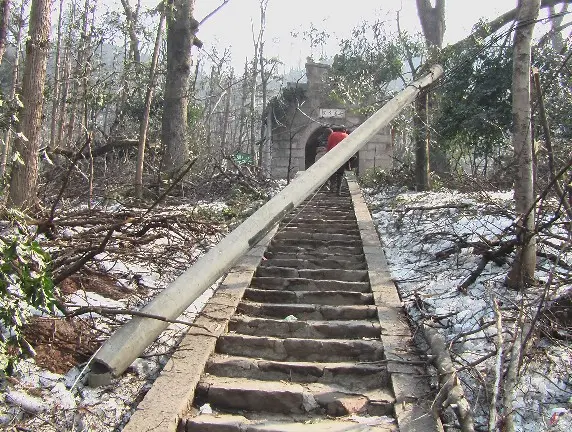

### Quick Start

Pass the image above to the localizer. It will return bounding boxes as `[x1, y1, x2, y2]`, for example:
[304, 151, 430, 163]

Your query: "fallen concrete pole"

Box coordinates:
[88, 64, 444, 385]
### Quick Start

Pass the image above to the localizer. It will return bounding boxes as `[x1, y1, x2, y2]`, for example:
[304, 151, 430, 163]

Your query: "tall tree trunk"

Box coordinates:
[416, 0, 446, 47]
[237, 58, 249, 153]
[56, 46, 70, 149]
[414, 89, 430, 190]
[205, 65, 217, 152]
[161, 0, 197, 175]
[49, 0, 64, 149]
[220, 72, 233, 154]
[135, 10, 165, 199]
[256, 0, 269, 168]
[0, 0, 25, 178]
[415, 0, 445, 190]
[120, 0, 141, 63]
[249, 55, 258, 161]
[0, 0, 9, 66]
[65, 0, 86, 149]
[8, 0, 51, 209]
[548, 4, 567, 51]
[506, 0, 541, 291]
[81, 4, 96, 135]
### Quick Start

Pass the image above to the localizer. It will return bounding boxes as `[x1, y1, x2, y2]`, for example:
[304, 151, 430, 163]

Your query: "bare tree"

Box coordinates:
[7, 0, 51, 209]
[220, 71, 233, 153]
[0, 0, 9, 66]
[237, 58, 249, 153]
[120, 0, 141, 64]
[416, 0, 446, 48]
[161, 0, 199, 176]
[0, 0, 26, 178]
[64, 0, 92, 149]
[414, 0, 445, 191]
[135, 8, 165, 199]
[548, 3, 568, 51]
[49, 0, 65, 150]
[505, 0, 541, 290]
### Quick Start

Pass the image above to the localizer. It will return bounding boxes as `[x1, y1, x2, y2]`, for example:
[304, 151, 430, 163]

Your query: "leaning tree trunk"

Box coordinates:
[8, 0, 51, 209]
[161, 0, 197, 176]
[506, 0, 541, 290]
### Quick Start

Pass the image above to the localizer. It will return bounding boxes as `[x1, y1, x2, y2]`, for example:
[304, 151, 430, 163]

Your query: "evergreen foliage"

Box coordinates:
[0, 211, 57, 375]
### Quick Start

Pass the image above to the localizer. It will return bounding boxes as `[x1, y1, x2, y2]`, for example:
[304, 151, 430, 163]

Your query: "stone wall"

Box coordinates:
[269, 61, 393, 179]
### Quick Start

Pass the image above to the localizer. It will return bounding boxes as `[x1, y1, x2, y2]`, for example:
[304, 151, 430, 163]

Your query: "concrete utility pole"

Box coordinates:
[89, 64, 444, 386]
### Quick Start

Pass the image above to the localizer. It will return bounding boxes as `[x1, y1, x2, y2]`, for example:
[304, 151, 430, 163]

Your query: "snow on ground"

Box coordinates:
[0, 201, 228, 431]
[364, 186, 571, 431]
[0, 179, 287, 431]
[1, 181, 569, 431]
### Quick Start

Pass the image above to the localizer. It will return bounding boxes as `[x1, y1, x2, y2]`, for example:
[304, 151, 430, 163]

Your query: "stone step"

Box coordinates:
[229, 316, 381, 339]
[205, 354, 390, 390]
[260, 257, 367, 271]
[287, 208, 353, 216]
[278, 225, 359, 235]
[236, 302, 378, 320]
[294, 207, 354, 214]
[270, 238, 362, 249]
[243, 288, 374, 306]
[216, 334, 384, 363]
[183, 412, 397, 432]
[286, 214, 355, 222]
[250, 277, 370, 293]
[267, 244, 364, 256]
[255, 268, 369, 282]
[279, 219, 357, 229]
[263, 251, 366, 264]
[194, 375, 395, 417]
[282, 216, 357, 227]
[274, 231, 361, 242]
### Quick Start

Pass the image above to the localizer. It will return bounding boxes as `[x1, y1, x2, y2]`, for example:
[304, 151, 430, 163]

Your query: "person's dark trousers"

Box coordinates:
[329, 165, 346, 195]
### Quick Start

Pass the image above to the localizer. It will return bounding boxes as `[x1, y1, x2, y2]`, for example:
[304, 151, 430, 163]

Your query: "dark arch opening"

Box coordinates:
[304, 126, 330, 169]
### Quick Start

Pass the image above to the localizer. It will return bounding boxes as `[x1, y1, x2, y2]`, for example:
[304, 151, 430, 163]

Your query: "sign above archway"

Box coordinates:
[319, 108, 345, 118]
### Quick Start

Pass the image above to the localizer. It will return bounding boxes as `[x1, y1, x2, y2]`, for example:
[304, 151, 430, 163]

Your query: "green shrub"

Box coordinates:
[0, 212, 57, 375]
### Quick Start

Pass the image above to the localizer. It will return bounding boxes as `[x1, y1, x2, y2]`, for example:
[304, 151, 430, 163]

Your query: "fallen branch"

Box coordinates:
[457, 240, 517, 293]
[423, 324, 476, 432]
[488, 296, 504, 432]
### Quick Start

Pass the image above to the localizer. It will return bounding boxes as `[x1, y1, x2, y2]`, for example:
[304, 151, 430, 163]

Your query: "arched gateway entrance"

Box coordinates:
[304, 126, 360, 173]
[269, 61, 392, 179]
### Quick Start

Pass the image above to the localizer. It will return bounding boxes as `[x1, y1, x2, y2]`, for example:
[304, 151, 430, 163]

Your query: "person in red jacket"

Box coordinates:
[326, 125, 349, 195]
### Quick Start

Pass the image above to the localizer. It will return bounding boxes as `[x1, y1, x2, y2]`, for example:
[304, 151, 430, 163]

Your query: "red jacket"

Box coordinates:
[326, 131, 348, 152]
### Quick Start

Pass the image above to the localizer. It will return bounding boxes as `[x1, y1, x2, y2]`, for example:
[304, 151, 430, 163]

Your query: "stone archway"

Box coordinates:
[304, 126, 330, 169]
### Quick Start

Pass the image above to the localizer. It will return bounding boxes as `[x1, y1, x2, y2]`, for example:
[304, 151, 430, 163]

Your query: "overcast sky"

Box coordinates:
[192, 0, 561, 72]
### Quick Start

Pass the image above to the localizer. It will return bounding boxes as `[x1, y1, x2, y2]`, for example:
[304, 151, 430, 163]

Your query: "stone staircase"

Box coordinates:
[123, 176, 441, 432]
[179, 181, 440, 432]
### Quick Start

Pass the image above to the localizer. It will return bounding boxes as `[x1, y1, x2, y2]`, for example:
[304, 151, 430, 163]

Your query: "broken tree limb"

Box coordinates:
[488, 296, 504, 432]
[423, 324, 476, 432]
[46, 138, 139, 160]
[532, 68, 572, 221]
[457, 240, 517, 292]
